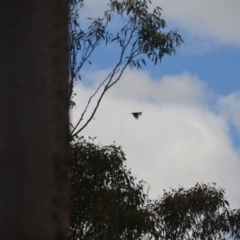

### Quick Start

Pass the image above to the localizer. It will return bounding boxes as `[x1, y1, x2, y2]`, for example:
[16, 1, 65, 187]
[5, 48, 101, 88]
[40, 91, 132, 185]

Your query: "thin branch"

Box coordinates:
[71, 55, 126, 137]
[70, 65, 122, 136]
[71, 58, 130, 139]
[70, 71, 117, 136]
[106, 59, 129, 90]
[71, 18, 138, 138]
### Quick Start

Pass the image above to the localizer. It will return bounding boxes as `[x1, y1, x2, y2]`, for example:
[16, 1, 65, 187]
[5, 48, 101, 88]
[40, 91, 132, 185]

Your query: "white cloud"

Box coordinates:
[218, 91, 240, 132]
[155, 0, 240, 47]
[83, 69, 209, 105]
[78, 0, 240, 51]
[71, 68, 240, 208]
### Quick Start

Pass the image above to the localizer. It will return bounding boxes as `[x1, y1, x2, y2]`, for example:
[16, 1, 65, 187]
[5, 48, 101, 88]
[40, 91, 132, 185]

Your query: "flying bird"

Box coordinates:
[131, 112, 142, 119]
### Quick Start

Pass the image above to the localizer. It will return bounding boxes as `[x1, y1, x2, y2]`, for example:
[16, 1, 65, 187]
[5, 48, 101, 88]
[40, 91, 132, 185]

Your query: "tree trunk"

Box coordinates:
[0, 1, 69, 239]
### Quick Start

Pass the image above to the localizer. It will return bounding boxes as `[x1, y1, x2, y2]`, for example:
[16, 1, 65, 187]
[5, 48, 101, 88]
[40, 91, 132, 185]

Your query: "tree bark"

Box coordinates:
[0, 0, 69, 239]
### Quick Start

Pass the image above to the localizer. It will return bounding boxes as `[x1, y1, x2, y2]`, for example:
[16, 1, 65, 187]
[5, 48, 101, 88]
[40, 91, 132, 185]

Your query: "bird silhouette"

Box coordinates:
[131, 112, 142, 119]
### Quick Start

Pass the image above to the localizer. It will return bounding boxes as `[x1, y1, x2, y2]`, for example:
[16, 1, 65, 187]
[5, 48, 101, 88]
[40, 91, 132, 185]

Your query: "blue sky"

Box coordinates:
[71, 0, 240, 207]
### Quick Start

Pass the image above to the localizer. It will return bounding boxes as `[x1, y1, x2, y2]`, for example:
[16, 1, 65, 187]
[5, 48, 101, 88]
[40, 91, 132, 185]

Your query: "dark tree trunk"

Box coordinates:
[0, 0, 69, 239]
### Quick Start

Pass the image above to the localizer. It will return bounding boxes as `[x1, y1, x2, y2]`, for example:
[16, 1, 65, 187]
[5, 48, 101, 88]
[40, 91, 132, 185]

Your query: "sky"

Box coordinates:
[71, 0, 240, 208]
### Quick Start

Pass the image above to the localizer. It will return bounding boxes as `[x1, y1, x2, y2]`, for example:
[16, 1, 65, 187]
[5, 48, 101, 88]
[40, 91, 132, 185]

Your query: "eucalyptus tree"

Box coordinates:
[68, 0, 183, 138]
[69, 139, 240, 240]
[68, 138, 157, 239]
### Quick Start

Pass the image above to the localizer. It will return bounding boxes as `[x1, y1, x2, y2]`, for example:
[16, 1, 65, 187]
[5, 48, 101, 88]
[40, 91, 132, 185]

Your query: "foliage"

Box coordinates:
[68, 0, 183, 137]
[68, 138, 157, 240]
[151, 183, 240, 240]
[68, 0, 103, 110]
[68, 139, 240, 240]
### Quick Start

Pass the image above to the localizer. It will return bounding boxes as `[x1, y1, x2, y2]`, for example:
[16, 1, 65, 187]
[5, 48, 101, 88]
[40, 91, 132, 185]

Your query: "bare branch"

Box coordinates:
[70, 71, 116, 136]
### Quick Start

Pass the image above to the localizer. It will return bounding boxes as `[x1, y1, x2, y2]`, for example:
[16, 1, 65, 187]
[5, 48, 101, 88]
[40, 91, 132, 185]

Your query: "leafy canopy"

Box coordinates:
[69, 138, 157, 239]
[68, 139, 240, 240]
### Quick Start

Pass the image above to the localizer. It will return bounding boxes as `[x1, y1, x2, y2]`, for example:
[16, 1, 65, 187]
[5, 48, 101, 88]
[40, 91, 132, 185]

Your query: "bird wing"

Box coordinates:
[131, 112, 142, 119]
